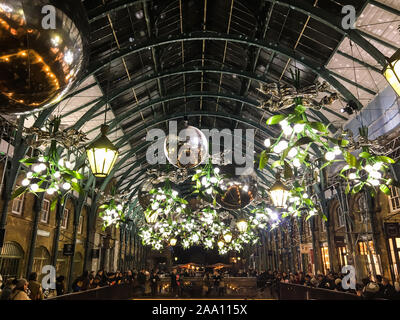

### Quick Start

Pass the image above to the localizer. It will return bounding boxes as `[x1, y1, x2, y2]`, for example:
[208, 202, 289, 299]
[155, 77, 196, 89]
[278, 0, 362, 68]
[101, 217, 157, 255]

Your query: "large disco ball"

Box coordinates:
[164, 125, 208, 169]
[216, 165, 258, 210]
[0, 0, 89, 114]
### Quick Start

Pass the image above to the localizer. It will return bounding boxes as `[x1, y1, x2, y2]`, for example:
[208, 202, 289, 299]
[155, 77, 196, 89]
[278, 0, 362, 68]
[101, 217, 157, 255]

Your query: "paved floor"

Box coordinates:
[131, 290, 275, 300]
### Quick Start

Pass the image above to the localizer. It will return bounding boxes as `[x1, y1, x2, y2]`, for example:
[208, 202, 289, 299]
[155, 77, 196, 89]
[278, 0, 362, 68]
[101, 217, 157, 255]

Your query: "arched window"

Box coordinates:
[32, 246, 51, 280]
[0, 241, 24, 280]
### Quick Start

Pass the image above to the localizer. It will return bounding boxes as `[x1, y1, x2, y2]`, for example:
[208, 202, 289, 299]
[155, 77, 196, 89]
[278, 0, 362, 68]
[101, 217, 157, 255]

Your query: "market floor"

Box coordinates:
[131, 291, 276, 300]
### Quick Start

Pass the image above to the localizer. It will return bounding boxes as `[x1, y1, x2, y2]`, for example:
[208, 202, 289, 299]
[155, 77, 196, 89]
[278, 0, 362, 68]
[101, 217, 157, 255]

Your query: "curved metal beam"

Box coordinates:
[85, 31, 364, 109]
[71, 65, 345, 132]
[88, 0, 387, 66]
[113, 110, 276, 149]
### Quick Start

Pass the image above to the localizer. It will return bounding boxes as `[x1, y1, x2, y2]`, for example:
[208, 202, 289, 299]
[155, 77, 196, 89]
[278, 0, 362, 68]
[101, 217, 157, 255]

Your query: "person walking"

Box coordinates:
[150, 270, 160, 297]
[137, 269, 147, 295]
[170, 269, 179, 298]
[203, 272, 211, 297]
[212, 270, 221, 296]
[28, 272, 44, 300]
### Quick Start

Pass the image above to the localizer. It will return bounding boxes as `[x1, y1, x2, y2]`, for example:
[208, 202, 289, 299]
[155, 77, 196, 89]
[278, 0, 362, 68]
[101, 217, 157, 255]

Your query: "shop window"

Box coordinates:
[32, 246, 50, 281]
[337, 246, 348, 268]
[387, 237, 400, 282]
[321, 246, 330, 273]
[358, 240, 382, 278]
[389, 186, 400, 213]
[11, 186, 24, 215]
[40, 199, 50, 224]
[0, 241, 23, 281]
[61, 208, 69, 229]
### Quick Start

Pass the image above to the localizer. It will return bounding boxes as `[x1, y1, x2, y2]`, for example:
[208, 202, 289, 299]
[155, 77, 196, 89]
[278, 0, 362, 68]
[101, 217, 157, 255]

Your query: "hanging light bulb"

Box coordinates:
[293, 123, 305, 133]
[324, 151, 336, 161]
[223, 232, 233, 243]
[170, 238, 177, 246]
[86, 125, 119, 178]
[383, 48, 400, 96]
[269, 172, 290, 208]
[236, 219, 248, 232]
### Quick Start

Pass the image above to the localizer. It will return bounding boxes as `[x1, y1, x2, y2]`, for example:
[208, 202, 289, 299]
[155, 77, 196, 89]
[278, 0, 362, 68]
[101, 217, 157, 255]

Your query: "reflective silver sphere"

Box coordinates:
[0, 0, 88, 113]
[164, 125, 208, 169]
[216, 165, 258, 210]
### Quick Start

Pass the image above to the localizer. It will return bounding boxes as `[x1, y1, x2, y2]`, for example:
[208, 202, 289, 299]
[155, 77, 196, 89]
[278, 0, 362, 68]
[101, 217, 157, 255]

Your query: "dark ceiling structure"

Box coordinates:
[43, 0, 395, 203]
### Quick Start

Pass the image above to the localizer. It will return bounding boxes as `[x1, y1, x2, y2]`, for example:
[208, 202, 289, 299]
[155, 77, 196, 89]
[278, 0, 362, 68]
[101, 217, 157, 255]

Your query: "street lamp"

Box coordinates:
[269, 172, 290, 208]
[383, 48, 400, 97]
[223, 232, 232, 243]
[86, 125, 119, 177]
[236, 219, 248, 233]
[145, 211, 158, 224]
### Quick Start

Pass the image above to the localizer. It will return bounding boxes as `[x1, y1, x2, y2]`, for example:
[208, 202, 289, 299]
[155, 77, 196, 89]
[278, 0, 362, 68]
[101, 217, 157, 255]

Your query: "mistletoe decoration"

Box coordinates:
[98, 186, 129, 229]
[12, 117, 84, 209]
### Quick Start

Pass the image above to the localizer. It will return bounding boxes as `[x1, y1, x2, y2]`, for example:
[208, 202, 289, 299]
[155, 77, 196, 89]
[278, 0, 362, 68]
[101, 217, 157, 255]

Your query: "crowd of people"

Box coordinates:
[256, 270, 400, 300]
[3, 268, 398, 300]
[0, 267, 252, 300]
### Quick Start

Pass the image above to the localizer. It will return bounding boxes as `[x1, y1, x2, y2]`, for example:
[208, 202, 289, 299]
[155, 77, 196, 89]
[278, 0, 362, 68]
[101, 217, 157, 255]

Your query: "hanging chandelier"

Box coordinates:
[86, 125, 119, 178]
[383, 48, 400, 97]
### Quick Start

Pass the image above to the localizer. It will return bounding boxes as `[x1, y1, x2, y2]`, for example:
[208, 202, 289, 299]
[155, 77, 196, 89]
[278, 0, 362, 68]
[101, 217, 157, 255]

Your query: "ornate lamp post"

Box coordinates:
[383, 48, 400, 96]
[86, 125, 119, 178]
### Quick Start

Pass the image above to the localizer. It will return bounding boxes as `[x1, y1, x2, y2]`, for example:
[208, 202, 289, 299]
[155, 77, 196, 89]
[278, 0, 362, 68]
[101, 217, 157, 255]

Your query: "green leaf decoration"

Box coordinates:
[309, 122, 326, 132]
[376, 156, 395, 164]
[294, 136, 314, 147]
[380, 184, 390, 195]
[345, 183, 350, 194]
[343, 151, 358, 168]
[352, 182, 364, 194]
[19, 157, 37, 164]
[259, 150, 269, 170]
[99, 204, 108, 209]
[304, 198, 313, 206]
[11, 186, 27, 199]
[359, 152, 371, 159]
[71, 182, 83, 194]
[50, 198, 58, 211]
[294, 104, 306, 114]
[271, 160, 283, 169]
[266, 114, 287, 125]
[328, 137, 349, 147]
